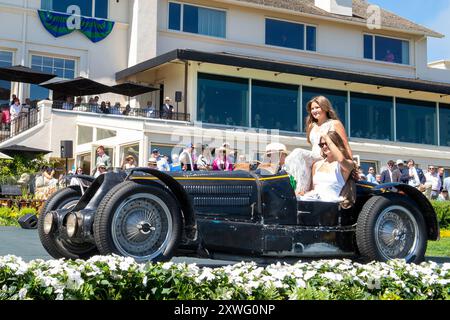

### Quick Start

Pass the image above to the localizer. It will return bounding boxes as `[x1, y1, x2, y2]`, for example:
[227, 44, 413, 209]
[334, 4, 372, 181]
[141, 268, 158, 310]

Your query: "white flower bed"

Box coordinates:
[0, 255, 449, 300]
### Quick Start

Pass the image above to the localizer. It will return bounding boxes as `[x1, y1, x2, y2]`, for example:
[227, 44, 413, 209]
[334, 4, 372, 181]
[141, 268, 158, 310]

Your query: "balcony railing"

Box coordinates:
[52, 101, 191, 122]
[0, 107, 40, 143]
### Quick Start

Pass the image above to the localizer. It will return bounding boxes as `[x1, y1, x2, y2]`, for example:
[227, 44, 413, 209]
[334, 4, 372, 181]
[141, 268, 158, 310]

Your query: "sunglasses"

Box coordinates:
[318, 142, 328, 149]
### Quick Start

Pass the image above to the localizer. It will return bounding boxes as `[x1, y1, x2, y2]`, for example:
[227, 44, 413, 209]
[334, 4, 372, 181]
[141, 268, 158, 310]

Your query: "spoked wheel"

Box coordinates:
[94, 182, 182, 263]
[38, 187, 99, 259]
[356, 194, 427, 263]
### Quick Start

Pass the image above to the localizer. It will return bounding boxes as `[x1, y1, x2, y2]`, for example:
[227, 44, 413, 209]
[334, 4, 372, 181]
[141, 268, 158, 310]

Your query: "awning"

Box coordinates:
[0, 65, 56, 84]
[40, 77, 112, 96]
[0, 145, 52, 158]
[116, 49, 450, 96]
[111, 82, 159, 97]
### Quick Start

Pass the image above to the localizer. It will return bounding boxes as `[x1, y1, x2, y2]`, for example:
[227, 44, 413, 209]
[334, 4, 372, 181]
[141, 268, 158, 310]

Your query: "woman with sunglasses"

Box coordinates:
[285, 96, 352, 195]
[300, 131, 354, 202]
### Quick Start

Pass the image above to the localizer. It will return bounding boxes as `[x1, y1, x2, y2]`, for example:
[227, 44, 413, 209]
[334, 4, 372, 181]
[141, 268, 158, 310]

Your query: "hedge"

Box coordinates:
[431, 201, 450, 230]
[0, 255, 448, 300]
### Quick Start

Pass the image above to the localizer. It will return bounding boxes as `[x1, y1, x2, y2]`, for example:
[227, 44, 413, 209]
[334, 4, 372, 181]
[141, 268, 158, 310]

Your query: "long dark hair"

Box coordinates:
[305, 96, 339, 144]
[320, 131, 352, 160]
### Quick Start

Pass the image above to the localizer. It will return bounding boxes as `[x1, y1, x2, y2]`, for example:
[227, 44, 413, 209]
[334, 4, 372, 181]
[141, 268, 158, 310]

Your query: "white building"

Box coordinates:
[0, 0, 449, 176]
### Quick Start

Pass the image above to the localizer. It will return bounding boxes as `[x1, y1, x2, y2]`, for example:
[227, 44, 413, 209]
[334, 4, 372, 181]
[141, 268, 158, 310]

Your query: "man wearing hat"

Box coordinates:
[395, 159, 409, 184]
[162, 97, 174, 119]
[265, 143, 289, 170]
[94, 162, 107, 178]
[147, 156, 158, 169]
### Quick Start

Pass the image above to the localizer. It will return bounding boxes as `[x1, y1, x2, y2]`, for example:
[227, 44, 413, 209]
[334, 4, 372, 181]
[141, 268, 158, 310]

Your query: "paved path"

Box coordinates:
[0, 226, 448, 264]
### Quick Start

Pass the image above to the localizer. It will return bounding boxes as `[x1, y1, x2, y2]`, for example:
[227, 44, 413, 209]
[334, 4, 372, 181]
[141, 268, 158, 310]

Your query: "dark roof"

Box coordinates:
[116, 49, 450, 96]
[0, 65, 57, 84]
[231, 0, 443, 38]
[40, 77, 112, 96]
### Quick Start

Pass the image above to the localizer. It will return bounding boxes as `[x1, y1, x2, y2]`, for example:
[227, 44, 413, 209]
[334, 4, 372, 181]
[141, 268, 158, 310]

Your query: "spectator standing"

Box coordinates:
[425, 166, 442, 200]
[157, 155, 171, 171]
[407, 159, 426, 189]
[170, 154, 182, 172]
[162, 97, 174, 119]
[197, 144, 212, 171]
[94, 163, 107, 178]
[375, 174, 382, 184]
[147, 157, 158, 169]
[62, 97, 74, 110]
[145, 101, 156, 118]
[10, 98, 22, 134]
[151, 148, 161, 162]
[1, 105, 10, 131]
[212, 146, 233, 171]
[366, 167, 377, 184]
[380, 160, 400, 184]
[396, 160, 410, 184]
[122, 155, 136, 170]
[444, 175, 450, 195]
[10, 94, 17, 106]
[438, 167, 445, 192]
[95, 146, 111, 170]
[179, 143, 195, 171]
[123, 104, 131, 116]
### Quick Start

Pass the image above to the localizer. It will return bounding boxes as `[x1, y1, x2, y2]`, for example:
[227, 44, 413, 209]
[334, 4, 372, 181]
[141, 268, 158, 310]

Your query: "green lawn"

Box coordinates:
[427, 238, 450, 257]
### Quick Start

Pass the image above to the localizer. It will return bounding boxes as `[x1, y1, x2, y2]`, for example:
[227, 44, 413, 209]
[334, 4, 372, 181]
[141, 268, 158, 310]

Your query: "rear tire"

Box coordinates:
[93, 182, 182, 263]
[38, 187, 99, 259]
[356, 194, 427, 263]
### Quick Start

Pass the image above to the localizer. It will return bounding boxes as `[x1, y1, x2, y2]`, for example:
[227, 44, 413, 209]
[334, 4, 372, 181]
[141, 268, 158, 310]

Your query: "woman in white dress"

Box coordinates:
[285, 96, 352, 195]
[301, 131, 354, 202]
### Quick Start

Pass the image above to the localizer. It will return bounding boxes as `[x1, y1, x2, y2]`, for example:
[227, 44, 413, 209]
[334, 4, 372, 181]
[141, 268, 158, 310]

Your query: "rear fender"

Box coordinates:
[371, 183, 439, 240]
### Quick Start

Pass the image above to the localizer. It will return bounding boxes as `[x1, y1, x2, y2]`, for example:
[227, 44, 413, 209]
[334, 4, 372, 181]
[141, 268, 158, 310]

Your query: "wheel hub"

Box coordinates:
[138, 221, 156, 235]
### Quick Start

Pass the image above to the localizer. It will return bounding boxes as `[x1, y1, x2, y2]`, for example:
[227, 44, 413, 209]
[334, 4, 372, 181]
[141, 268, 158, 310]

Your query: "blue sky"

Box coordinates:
[369, 0, 450, 62]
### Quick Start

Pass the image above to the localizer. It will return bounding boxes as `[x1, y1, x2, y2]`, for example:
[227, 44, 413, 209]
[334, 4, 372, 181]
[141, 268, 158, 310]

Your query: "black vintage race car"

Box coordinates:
[38, 167, 440, 264]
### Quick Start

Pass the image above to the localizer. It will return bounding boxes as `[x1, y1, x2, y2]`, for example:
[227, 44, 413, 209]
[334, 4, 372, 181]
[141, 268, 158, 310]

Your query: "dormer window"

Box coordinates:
[265, 18, 316, 52]
[168, 2, 226, 38]
[364, 34, 410, 65]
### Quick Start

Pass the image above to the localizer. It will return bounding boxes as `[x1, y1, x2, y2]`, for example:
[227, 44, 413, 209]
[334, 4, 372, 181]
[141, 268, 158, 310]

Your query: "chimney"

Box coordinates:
[315, 0, 353, 17]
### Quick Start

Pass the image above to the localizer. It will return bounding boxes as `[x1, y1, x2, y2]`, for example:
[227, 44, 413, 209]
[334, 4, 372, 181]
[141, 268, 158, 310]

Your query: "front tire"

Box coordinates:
[38, 187, 99, 259]
[93, 182, 182, 263]
[356, 194, 427, 263]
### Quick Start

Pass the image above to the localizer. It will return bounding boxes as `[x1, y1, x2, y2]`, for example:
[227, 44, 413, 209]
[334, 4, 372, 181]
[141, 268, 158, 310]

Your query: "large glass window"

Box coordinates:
[168, 2, 226, 38]
[302, 86, 348, 132]
[0, 51, 13, 106]
[197, 73, 249, 127]
[364, 35, 410, 65]
[41, 0, 108, 19]
[350, 92, 394, 141]
[96, 128, 117, 141]
[396, 98, 437, 145]
[266, 19, 316, 52]
[77, 125, 93, 145]
[30, 55, 75, 102]
[252, 80, 299, 132]
[440, 103, 450, 147]
[120, 143, 140, 167]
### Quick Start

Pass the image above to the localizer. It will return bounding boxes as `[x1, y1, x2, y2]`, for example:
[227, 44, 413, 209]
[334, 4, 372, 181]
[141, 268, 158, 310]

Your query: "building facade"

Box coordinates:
[1, 0, 449, 175]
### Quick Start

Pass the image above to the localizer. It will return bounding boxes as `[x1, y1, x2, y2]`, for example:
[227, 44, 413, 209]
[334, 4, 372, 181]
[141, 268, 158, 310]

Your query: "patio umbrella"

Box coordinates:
[0, 145, 52, 158]
[40, 77, 112, 96]
[111, 82, 159, 97]
[0, 151, 12, 160]
[0, 65, 56, 84]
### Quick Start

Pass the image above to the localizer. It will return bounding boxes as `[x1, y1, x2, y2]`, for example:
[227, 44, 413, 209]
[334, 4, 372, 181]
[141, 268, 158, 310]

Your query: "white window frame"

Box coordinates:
[265, 17, 317, 52]
[363, 33, 411, 66]
[167, 1, 228, 39]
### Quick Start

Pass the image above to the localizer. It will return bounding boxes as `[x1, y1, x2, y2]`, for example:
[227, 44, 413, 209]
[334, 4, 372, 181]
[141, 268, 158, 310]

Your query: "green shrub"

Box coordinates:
[0, 207, 37, 227]
[431, 201, 450, 230]
[18, 207, 38, 218]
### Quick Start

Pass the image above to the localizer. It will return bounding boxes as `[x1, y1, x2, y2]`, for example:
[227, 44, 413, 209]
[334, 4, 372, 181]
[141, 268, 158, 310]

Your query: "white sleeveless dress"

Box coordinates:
[285, 120, 335, 193]
[310, 160, 346, 202]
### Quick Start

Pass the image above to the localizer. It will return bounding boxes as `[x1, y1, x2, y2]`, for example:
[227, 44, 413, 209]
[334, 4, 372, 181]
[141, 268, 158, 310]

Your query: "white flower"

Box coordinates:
[322, 272, 343, 282]
[143, 276, 148, 287]
[197, 268, 215, 282]
[304, 270, 317, 281]
[18, 288, 27, 299]
[66, 270, 84, 290]
[161, 262, 174, 270]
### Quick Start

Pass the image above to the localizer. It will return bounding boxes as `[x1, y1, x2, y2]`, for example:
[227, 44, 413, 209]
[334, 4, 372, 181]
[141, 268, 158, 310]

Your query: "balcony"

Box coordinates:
[0, 107, 40, 144]
[51, 101, 191, 122]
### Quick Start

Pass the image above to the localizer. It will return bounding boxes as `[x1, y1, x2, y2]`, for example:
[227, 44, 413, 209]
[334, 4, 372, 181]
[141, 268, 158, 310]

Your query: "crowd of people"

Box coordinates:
[358, 160, 450, 202]
[59, 96, 176, 119]
[1, 94, 37, 134]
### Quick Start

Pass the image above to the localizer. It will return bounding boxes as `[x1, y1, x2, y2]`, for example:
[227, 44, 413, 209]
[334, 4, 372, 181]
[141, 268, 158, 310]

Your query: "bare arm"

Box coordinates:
[333, 120, 353, 158]
[322, 134, 354, 180]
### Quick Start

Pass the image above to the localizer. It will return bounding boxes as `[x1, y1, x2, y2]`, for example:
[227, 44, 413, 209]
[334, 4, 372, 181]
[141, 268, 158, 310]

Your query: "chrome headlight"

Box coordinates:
[43, 212, 55, 235]
[66, 213, 78, 238]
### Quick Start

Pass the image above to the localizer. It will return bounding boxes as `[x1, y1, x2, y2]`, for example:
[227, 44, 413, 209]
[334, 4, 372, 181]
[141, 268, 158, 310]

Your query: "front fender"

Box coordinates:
[127, 168, 197, 240]
[372, 183, 439, 240]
